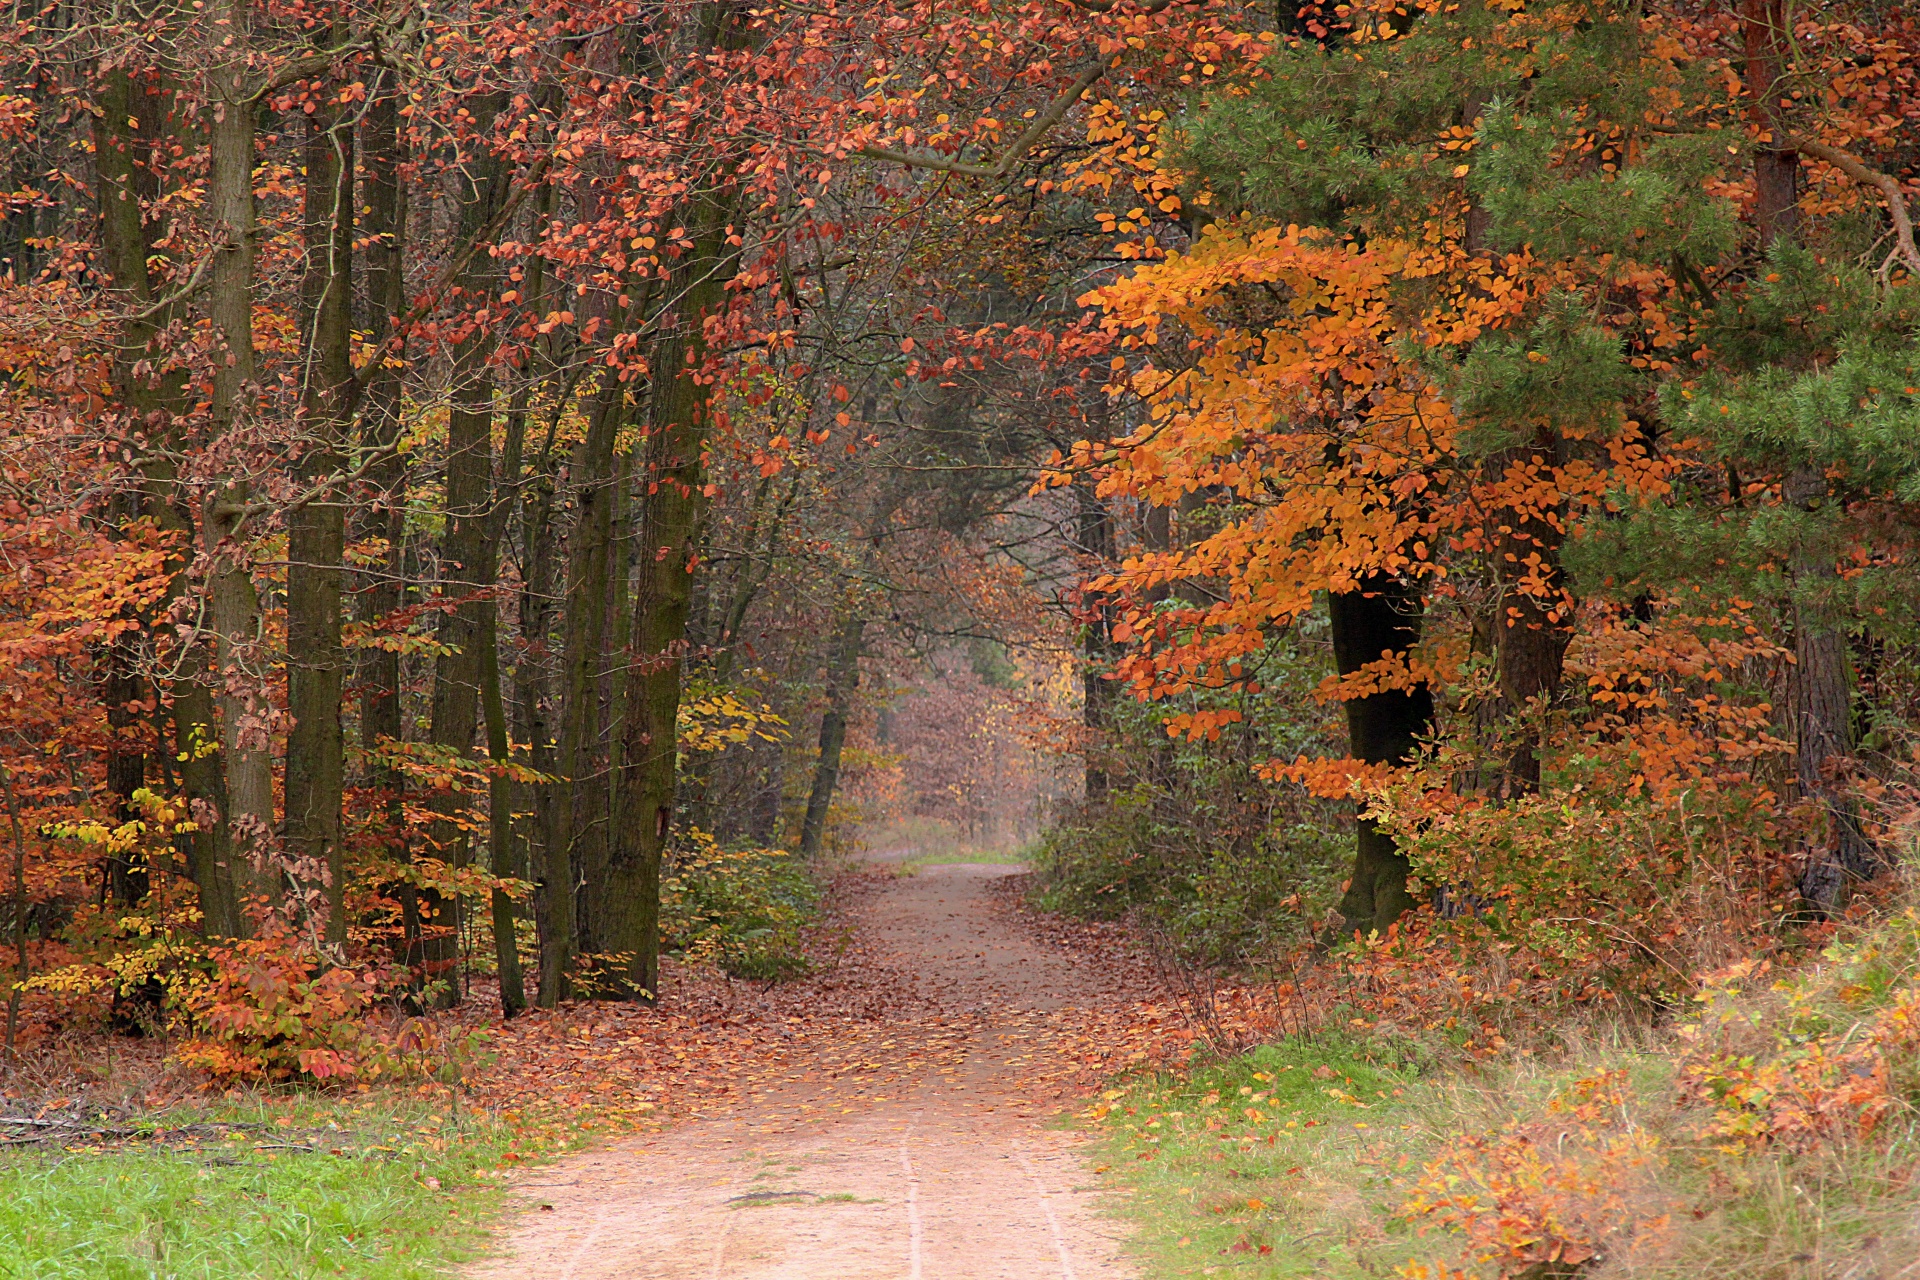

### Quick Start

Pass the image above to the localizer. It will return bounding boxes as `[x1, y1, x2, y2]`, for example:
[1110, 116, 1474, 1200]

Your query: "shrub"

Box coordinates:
[1368, 747, 1795, 1009]
[1033, 784, 1344, 967]
[172, 930, 470, 1081]
[660, 831, 818, 980]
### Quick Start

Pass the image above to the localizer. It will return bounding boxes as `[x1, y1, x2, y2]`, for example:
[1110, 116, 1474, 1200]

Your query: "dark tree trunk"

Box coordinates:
[285, 72, 354, 951]
[96, 64, 238, 935]
[540, 382, 622, 1006]
[800, 617, 865, 859]
[1743, 0, 1800, 250]
[602, 202, 736, 1001]
[1784, 467, 1883, 906]
[1328, 574, 1435, 936]
[418, 147, 508, 1005]
[1488, 429, 1574, 793]
[1737, 4, 1878, 904]
[1075, 481, 1116, 804]
[204, 9, 277, 930]
[355, 78, 410, 895]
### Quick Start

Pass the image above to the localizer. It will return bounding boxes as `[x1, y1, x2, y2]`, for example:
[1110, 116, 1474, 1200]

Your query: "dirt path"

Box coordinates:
[467, 863, 1146, 1279]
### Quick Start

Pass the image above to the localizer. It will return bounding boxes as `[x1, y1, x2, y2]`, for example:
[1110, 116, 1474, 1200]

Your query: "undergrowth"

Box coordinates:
[660, 831, 820, 980]
[1091, 904, 1920, 1279]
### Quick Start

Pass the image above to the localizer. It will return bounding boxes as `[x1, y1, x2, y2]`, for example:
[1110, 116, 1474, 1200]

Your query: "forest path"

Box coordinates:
[466, 863, 1145, 1280]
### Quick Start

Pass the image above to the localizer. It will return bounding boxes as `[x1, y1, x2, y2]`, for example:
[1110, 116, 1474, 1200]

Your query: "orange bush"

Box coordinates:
[175, 932, 452, 1082]
[1398, 1072, 1671, 1279]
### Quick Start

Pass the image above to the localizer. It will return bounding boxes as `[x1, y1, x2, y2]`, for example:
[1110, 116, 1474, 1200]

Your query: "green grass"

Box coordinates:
[858, 817, 1036, 868]
[1087, 1036, 1432, 1277]
[1088, 964, 1920, 1279]
[0, 1092, 534, 1278]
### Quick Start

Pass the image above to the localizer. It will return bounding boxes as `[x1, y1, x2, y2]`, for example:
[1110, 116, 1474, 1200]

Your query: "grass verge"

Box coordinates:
[1085, 1036, 1428, 1276]
[1088, 907, 1920, 1278]
[0, 1088, 558, 1278]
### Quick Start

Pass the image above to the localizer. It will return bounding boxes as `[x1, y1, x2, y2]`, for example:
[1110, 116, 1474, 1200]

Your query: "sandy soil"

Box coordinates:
[466, 863, 1144, 1279]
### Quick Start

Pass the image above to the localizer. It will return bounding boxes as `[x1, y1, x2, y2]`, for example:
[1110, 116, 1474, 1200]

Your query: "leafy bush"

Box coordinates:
[1368, 745, 1795, 1008]
[660, 831, 818, 980]
[1034, 623, 1347, 966]
[1034, 784, 1344, 967]
[171, 931, 466, 1081]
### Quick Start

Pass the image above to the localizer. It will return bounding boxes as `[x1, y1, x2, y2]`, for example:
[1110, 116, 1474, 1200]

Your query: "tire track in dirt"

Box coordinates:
[466, 863, 1148, 1279]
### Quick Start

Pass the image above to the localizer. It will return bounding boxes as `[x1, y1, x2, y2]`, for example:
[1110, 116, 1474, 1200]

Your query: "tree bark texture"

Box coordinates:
[1784, 466, 1883, 906]
[1488, 429, 1574, 793]
[285, 83, 353, 951]
[354, 79, 410, 878]
[1329, 574, 1434, 936]
[602, 206, 735, 1001]
[540, 382, 622, 1005]
[204, 11, 278, 930]
[418, 147, 508, 1004]
[1075, 480, 1117, 804]
[1743, 0, 1801, 250]
[800, 616, 865, 859]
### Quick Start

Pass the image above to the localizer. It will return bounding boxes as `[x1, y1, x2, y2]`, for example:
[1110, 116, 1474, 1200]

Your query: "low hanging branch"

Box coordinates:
[1786, 135, 1920, 281]
[860, 58, 1110, 179]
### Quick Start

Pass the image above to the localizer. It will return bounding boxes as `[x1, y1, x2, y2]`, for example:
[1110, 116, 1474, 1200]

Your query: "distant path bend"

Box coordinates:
[467, 862, 1141, 1280]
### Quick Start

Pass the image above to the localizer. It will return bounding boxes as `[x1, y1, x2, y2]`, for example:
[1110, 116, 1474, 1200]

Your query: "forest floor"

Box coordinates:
[463, 860, 1187, 1279]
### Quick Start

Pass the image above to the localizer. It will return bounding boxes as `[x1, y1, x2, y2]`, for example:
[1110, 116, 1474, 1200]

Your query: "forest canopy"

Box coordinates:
[0, 0, 1916, 1077]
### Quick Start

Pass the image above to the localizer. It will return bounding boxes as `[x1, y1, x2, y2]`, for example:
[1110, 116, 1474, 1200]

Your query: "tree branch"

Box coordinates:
[1786, 135, 1920, 281]
[860, 59, 1110, 180]
[349, 151, 554, 393]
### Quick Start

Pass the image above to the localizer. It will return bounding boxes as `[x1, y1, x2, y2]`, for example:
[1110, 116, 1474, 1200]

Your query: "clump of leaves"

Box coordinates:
[661, 830, 818, 980]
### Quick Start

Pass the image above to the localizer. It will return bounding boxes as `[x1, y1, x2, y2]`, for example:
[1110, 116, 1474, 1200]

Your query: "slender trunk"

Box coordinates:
[582, 448, 637, 960]
[603, 208, 734, 1001]
[482, 616, 528, 1015]
[95, 68, 172, 908]
[483, 388, 531, 1016]
[1075, 479, 1116, 804]
[517, 454, 566, 1002]
[1744, 0, 1800, 250]
[541, 382, 622, 1005]
[285, 72, 354, 952]
[1328, 574, 1434, 936]
[800, 616, 864, 859]
[1737, 2, 1877, 902]
[419, 147, 508, 1005]
[204, 11, 276, 928]
[355, 78, 409, 888]
[1, 764, 26, 1057]
[1785, 467, 1882, 904]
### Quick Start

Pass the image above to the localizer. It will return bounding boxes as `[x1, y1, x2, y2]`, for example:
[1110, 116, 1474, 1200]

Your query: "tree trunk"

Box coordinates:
[481, 608, 528, 1015]
[418, 148, 508, 1005]
[94, 72, 156, 905]
[1785, 467, 1882, 906]
[285, 74, 353, 952]
[1736, 3, 1878, 904]
[1075, 480, 1116, 804]
[355, 77, 410, 896]
[540, 382, 622, 1005]
[1488, 430, 1574, 793]
[602, 205, 735, 1001]
[1743, 0, 1800, 250]
[96, 65, 241, 932]
[800, 616, 864, 859]
[1328, 574, 1434, 937]
[517, 450, 566, 1003]
[204, 9, 277, 929]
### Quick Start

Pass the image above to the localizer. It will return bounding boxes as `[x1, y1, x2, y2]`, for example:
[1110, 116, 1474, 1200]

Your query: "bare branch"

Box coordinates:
[860, 59, 1110, 180]
[1786, 136, 1920, 282]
